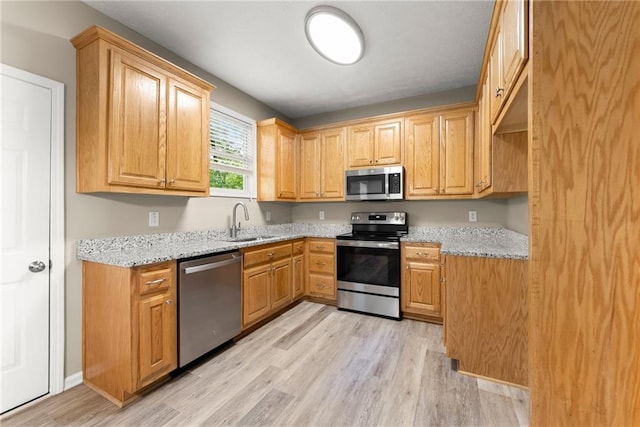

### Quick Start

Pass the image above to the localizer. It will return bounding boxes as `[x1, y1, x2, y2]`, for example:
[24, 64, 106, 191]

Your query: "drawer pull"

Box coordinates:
[166, 299, 173, 304]
[145, 278, 166, 286]
[416, 252, 429, 257]
[267, 252, 274, 257]
[316, 245, 325, 250]
[316, 261, 326, 267]
[317, 283, 326, 289]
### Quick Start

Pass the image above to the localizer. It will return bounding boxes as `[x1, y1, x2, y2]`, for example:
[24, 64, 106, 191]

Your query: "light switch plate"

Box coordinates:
[149, 211, 160, 227]
[319, 211, 325, 220]
[468, 211, 477, 222]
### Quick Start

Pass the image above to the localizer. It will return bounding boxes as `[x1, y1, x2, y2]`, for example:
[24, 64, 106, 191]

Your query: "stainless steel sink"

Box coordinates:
[223, 235, 277, 243]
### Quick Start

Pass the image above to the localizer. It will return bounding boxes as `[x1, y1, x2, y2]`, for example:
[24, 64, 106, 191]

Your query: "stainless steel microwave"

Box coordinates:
[345, 166, 404, 201]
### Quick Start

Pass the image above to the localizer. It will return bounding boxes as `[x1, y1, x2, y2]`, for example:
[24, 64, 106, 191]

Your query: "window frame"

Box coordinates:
[208, 101, 257, 198]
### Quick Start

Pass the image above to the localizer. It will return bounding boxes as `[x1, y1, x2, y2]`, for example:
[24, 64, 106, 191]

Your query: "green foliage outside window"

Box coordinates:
[209, 169, 244, 190]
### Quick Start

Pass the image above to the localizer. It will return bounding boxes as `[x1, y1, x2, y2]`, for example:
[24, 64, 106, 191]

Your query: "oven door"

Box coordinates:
[345, 172, 388, 201]
[336, 240, 400, 296]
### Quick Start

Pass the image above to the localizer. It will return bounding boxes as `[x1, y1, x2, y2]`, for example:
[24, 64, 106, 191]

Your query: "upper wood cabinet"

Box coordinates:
[405, 106, 475, 199]
[71, 26, 214, 197]
[489, 0, 528, 123]
[257, 118, 298, 201]
[299, 127, 346, 201]
[347, 118, 403, 168]
[475, 74, 492, 194]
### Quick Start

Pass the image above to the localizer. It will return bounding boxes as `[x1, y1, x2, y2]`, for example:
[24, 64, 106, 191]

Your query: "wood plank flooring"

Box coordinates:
[3, 301, 528, 426]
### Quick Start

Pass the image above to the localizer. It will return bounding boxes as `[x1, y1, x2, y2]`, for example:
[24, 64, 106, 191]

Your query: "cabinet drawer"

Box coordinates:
[308, 254, 335, 274]
[308, 239, 334, 254]
[308, 273, 335, 298]
[244, 243, 292, 268]
[404, 245, 440, 262]
[137, 262, 174, 296]
[292, 240, 305, 256]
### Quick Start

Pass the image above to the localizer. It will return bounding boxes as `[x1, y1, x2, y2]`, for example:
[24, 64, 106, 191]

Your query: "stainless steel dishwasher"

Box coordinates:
[178, 250, 241, 367]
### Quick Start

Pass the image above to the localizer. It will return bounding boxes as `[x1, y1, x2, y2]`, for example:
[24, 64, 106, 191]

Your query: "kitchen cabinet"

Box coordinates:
[401, 243, 443, 322]
[71, 26, 213, 197]
[241, 242, 293, 328]
[299, 127, 346, 201]
[83, 260, 177, 406]
[444, 255, 528, 386]
[347, 118, 403, 168]
[405, 106, 475, 199]
[475, 74, 492, 194]
[306, 238, 336, 301]
[292, 240, 306, 300]
[257, 118, 298, 201]
[489, 0, 528, 123]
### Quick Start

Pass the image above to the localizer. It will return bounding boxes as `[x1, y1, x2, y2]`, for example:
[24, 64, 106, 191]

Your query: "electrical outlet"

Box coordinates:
[266, 211, 272, 222]
[468, 211, 477, 222]
[319, 211, 325, 220]
[149, 211, 160, 227]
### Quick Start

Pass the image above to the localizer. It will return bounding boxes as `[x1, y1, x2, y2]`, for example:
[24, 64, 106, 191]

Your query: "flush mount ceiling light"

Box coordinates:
[305, 6, 365, 65]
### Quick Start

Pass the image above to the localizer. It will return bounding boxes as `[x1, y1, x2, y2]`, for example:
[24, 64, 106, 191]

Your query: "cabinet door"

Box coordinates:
[292, 254, 305, 300]
[276, 127, 298, 200]
[166, 78, 210, 192]
[243, 265, 271, 327]
[476, 75, 492, 194]
[402, 261, 441, 317]
[270, 258, 292, 311]
[489, 23, 504, 122]
[374, 120, 402, 165]
[299, 132, 321, 199]
[347, 125, 375, 167]
[138, 292, 176, 388]
[405, 114, 440, 198]
[440, 109, 474, 195]
[108, 49, 167, 188]
[501, 0, 527, 98]
[320, 128, 345, 198]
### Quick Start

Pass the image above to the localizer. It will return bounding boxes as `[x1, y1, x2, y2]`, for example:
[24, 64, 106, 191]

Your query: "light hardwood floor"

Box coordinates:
[3, 301, 528, 426]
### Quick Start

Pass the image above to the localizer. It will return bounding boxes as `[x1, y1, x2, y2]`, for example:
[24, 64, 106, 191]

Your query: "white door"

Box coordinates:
[0, 70, 52, 413]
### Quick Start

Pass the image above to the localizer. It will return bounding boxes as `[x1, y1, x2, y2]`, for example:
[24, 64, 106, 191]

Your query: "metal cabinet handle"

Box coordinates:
[159, 178, 166, 185]
[495, 87, 504, 97]
[267, 252, 274, 257]
[316, 261, 326, 267]
[145, 278, 167, 286]
[28, 261, 46, 273]
[316, 245, 325, 250]
[169, 178, 176, 184]
[166, 299, 173, 304]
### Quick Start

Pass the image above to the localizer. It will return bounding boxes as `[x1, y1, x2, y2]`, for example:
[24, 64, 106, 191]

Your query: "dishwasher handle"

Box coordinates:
[182, 255, 241, 275]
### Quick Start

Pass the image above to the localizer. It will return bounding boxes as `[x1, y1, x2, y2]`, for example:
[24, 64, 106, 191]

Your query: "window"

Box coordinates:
[209, 102, 256, 197]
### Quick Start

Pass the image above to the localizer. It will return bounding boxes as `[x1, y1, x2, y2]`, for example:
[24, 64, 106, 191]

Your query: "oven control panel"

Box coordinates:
[351, 212, 406, 225]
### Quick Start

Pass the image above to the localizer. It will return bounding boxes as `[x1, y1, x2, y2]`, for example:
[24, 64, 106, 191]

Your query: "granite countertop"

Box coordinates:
[77, 223, 528, 267]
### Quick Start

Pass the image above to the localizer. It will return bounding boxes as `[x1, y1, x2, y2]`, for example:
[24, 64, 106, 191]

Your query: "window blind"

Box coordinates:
[209, 107, 254, 176]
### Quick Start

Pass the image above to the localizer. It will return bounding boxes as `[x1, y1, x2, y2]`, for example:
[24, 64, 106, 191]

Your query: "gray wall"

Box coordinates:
[0, 0, 290, 378]
[292, 199, 508, 227]
[292, 85, 476, 129]
[0, 0, 521, 382]
[506, 195, 529, 235]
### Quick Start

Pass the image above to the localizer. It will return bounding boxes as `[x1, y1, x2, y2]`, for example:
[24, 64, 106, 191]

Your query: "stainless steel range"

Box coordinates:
[336, 212, 407, 319]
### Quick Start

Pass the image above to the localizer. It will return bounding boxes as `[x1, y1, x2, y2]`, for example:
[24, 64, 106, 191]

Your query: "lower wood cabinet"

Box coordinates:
[292, 240, 306, 300]
[306, 238, 336, 301]
[83, 260, 177, 406]
[401, 243, 443, 322]
[444, 255, 528, 386]
[241, 242, 293, 329]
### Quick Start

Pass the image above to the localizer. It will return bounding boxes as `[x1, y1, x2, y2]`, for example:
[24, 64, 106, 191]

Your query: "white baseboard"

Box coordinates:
[64, 372, 83, 390]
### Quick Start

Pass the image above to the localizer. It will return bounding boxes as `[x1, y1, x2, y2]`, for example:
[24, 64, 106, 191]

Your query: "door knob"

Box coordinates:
[28, 261, 46, 273]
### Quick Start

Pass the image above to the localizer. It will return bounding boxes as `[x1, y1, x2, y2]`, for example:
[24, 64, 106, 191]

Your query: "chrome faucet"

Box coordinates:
[230, 201, 249, 238]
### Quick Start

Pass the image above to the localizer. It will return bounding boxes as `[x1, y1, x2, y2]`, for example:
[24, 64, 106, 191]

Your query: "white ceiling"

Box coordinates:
[84, 1, 493, 119]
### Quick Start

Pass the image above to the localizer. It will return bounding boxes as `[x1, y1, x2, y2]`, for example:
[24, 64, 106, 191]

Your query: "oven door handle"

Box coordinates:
[336, 240, 399, 250]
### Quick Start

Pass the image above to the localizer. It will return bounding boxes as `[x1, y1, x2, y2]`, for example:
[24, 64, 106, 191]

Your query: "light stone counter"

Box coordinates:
[403, 226, 528, 260]
[77, 223, 528, 268]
